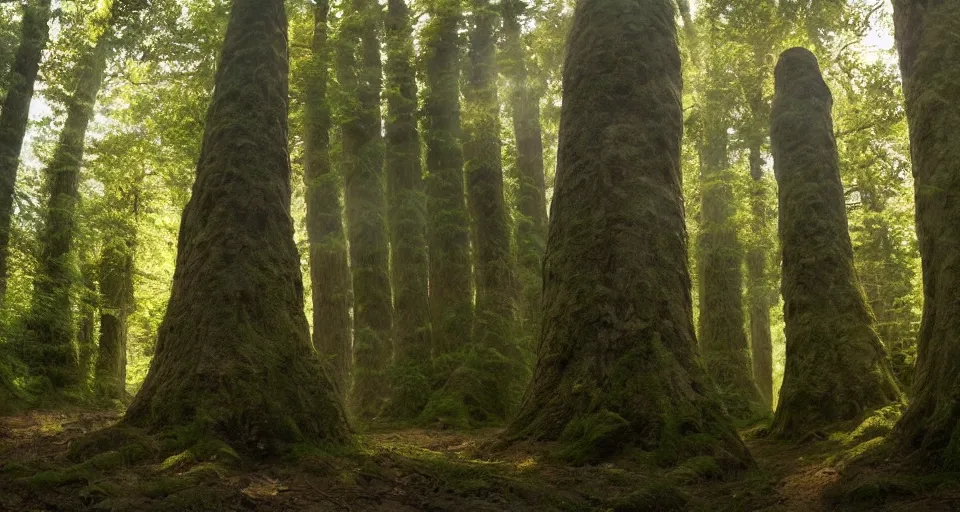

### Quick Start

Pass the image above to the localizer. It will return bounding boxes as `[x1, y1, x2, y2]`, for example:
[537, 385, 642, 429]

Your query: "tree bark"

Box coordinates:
[745, 143, 774, 410]
[423, 0, 473, 358]
[696, 103, 765, 421]
[383, 0, 432, 417]
[25, 16, 115, 389]
[501, 0, 547, 356]
[891, 0, 960, 470]
[338, 0, 394, 420]
[124, 0, 350, 452]
[304, 0, 353, 398]
[505, 0, 752, 469]
[769, 47, 901, 439]
[0, 0, 52, 307]
[94, 240, 132, 400]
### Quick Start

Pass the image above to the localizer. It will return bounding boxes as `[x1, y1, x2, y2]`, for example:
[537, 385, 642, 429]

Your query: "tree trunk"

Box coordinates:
[745, 143, 774, 410]
[696, 102, 765, 422]
[304, 0, 353, 398]
[891, 0, 960, 470]
[25, 18, 114, 389]
[338, 0, 393, 420]
[124, 0, 350, 452]
[383, 0, 432, 418]
[504, 0, 752, 469]
[423, 0, 473, 358]
[77, 259, 98, 384]
[0, 0, 52, 307]
[427, 0, 520, 425]
[94, 240, 132, 400]
[769, 47, 901, 439]
[501, 0, 547, 356]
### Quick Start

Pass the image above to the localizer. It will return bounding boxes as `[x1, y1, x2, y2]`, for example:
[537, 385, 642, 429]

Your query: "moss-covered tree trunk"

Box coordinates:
[94, 240, 132, 400]
[427, 0, 520, 425]
[25, 18, 115, 389]
[124, 0, 349, 452]
[423, 0, 473, 357]
[504, 0, 751, 469]
[891, 0, 960, 470]
[769, 48, 901, 439]
[304, 0, 353, 397]
[745, 139, 774, 410]
[0, 0, 52, 307]
[337, 0, 393, 420]
[77, 259, 99, 384]
[696, 103, 765, 421]
[384, 0, 431, 417]
[501, 0, 546, 355]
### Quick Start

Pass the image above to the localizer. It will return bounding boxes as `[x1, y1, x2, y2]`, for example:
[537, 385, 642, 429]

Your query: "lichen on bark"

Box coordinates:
[769, 47, 901, 439]
[124, 0, 350, 453]
[890, 0, 960, 470]
[504, 0, 751, 470]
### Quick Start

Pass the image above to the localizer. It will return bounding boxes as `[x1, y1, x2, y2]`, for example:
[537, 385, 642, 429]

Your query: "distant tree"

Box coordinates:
[769, 48, 901, 438]
[304, 0, 353, 397]
[124, 0, 349, 452]
[505, 0, 751, 469]
[94, 237, 133, 400]
[890, 0, 960, 470]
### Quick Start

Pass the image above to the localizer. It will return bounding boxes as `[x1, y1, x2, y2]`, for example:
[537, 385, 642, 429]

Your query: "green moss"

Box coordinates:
[555, 410, 631, 465]
[140, 476, 192, 499]
[611, 483, 690, 511]
[667, 455, 721, 483]
[24, 469, 85, 488]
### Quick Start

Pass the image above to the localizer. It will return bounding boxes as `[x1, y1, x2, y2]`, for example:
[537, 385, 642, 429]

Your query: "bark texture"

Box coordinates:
[0, 0, 52, 307]
[94, 240, 132, 400]
[696, 105, 765, 421]
[25, 17, 114, 388]
[891, 0, 960, 470]
[124, 0, 350, 451]
[338, 0, 394, 420]
[502, 0, 547, 355]
[423, 0, 473, 357]
[304, 0, 353, 397]
[505, 0, 751, 469]
[769, 47, 901, 439]
[745, 141, 774, 410]
[384, 0, 431, 417]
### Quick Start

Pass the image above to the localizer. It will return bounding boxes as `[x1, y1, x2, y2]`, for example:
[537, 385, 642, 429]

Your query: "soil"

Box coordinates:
[1, 409, 958, 511]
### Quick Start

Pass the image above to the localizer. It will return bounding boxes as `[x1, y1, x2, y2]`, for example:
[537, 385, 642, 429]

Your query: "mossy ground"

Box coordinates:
[1, 409, 959, 511]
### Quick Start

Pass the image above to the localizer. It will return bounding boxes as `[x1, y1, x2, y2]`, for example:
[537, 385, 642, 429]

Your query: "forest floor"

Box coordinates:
[0, 409, 959, 511]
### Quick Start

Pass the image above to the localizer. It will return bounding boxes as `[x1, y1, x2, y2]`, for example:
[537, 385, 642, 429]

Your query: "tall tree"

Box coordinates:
[505, 0, 751, 468]
[891, 0, 960, 469]
[501, 0, 546, 355]
[304, 0, 353, 396]
[25, 6, 119, 388]
[422, 0, 473, 357]
[0, 0, 52, 307]
[337, 0, 393, 419]
[769, 48, 901, 438]
[695, 94, 765, 421]
[124, 0, 349, 451]
[94, 238, 133, 400]
[384, 0, 432, 416]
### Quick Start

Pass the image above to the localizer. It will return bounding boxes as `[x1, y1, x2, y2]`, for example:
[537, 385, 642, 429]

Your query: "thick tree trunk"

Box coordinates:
[891, 0, 960, 470]
[0, 0, 52, 307]
[124, 0, 350, 452]
[769, 48, 901, 439]
[338, 0, 394, 420]
[505, 0, 751, 469]
[77, 259, 98, 384]
[428, 0, 520, 425]
[696, 105, 765, 421]
[745, 144, 774, 410]
[384, 0, 431, 417]
[304, 0, 353, 397]
[25, 20, 114, 389]
[94, 241, 132, 400]
[501, 0, 547, 356]
[423, 0, 473, 358]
